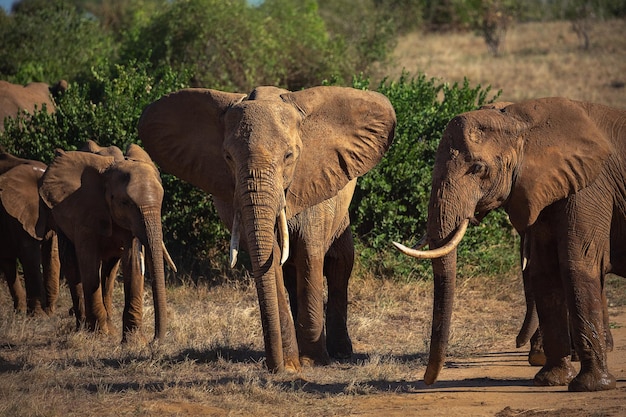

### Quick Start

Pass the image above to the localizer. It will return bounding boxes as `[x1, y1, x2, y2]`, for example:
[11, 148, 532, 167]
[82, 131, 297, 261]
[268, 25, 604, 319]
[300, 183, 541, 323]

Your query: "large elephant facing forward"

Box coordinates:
[0, 80, 67, 131]
[39, 141, 168, 341]
[394, 97, 626, 392]
[0, 150, 60, 315]
[139, 86, 396, 372]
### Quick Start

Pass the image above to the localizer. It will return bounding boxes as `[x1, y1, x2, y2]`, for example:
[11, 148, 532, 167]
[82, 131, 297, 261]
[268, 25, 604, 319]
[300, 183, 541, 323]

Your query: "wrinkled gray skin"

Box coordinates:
[139, 86, 396, 372]
[40, 141, 167, 342]
[0, 151, 60, 315]
[516, 230, 613, 367]
[0, 80, 67, 131]
[401, 98, 626, 392]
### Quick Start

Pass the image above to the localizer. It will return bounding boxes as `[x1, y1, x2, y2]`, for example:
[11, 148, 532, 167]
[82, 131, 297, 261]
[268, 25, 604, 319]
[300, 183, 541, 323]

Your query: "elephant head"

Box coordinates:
[393, 97, 614, 385]
[39, 143, 167, 339]
[138, 86, 396, 371]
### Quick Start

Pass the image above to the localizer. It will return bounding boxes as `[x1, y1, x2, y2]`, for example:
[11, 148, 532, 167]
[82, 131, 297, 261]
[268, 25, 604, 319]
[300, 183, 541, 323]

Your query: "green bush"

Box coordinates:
[0, 0, 115, 84]
[122, 0, 351, 92]
[349, 72, 518, 280]
[1, 68, 519, 282]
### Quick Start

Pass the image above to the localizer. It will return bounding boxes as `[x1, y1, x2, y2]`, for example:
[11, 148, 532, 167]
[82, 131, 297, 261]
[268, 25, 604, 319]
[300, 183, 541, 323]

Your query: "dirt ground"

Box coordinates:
[346, 308, 626, 417]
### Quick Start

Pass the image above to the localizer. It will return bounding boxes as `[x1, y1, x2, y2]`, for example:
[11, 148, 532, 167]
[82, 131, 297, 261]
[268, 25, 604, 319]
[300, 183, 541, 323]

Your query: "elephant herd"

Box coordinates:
[1, 80, 625, 393]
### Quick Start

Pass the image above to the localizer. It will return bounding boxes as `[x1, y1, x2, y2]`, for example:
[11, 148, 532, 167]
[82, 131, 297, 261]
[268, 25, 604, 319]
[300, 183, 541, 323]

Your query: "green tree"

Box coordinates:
[0, 0, 114, 84]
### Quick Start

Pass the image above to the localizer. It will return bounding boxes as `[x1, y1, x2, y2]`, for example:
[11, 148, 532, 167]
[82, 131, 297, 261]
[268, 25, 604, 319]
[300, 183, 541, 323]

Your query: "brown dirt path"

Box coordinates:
[349, 308, 626, 416]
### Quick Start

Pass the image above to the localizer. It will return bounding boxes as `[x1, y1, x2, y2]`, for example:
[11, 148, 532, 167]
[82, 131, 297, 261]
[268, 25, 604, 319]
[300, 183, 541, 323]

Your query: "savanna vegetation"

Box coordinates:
[1, 1, 625, 415]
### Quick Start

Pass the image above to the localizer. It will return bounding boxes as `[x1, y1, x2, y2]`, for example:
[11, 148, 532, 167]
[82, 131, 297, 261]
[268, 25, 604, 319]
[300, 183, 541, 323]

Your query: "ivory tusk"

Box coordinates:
[521, 233, 530, 271]
[138, 244, 146, 276]
[162, 241, 177, 273]
[392, 219, 469, 259]
[230, 212, 241, 268]
[279, 207, 289, 265]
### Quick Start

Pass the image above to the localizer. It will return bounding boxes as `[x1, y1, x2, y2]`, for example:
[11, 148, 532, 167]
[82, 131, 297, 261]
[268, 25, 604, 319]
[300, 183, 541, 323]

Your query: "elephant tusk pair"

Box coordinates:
[392, 219, 470, 259]
[229, 207, 290, 268]
[137, 242, 178, 274]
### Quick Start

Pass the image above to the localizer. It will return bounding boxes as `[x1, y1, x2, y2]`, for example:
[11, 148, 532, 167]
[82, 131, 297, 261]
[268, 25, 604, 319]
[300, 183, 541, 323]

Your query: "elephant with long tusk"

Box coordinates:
[139, 85, 396, 372]
[394, 97, 626, 392]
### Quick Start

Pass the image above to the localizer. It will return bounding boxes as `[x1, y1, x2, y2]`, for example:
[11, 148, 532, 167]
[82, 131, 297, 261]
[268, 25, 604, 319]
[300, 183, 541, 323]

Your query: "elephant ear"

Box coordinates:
[138, 88, 247, 201]
[282, 86, 396, 214]
[125, 143, 161, 181]
[0, 150, 34, 175]
[0, 162, 48, 239]
[80, 139, 125, 161]
[40, 150, 116, 238]
[505, 98, 613, 230]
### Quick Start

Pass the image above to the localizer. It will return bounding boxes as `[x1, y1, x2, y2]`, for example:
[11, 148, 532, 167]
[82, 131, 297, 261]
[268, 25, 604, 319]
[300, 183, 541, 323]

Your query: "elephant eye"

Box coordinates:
[284, 151, 294, 162]
[469, 162, 488, 177]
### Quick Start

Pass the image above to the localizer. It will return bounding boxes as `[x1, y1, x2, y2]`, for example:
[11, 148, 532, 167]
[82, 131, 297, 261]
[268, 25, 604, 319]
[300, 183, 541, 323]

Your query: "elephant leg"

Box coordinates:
[529, 216, 575, 386]
[19, 247, 46, 316]
[59, 233, 85, 329]
[601, 280, 613, 352]
[0, 258, 26, 313]
[272, 244, 300, 372]
[564, 262, 615, 391]
[101, 257, 120, 335]
[294, 243, 329, 366]
[76, 245, 109, 334]
[42, 233, 60, 315]
[121, 239, 143, 341]
[528, 328, 546, 366]
[283, 261, 298, 322]
[562, 200, 615, 392]
[323, 225, 353, 359]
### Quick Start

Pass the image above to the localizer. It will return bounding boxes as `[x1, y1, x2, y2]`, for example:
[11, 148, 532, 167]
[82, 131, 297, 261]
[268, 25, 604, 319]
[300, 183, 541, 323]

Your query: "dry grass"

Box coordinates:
[0, 267, 526, 417]
[389, 19, 626, 109]
[2, 20, 625, 416]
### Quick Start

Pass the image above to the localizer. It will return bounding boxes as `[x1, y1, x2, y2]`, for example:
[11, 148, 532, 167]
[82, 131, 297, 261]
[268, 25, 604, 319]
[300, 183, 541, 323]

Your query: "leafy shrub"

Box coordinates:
[122, 0, 350, 92]
[0, 0, 115, 84]
[349, 72, 518, 280]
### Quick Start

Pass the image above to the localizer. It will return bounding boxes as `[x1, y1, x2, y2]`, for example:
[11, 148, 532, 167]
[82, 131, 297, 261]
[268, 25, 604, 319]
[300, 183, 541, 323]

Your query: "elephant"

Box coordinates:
[0, 80, 68, 131]
[39, 141, 169, 342]
[138, 85, 396, 372]
[393, 97, 626, 391]
[0, 149, 60, 315]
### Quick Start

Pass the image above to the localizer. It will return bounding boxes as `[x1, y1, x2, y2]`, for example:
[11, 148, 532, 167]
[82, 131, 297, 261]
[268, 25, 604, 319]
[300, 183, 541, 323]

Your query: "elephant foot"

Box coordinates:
[27, 300, 47, 317]
[300, 351, 331, 367]
[284, 357, 302, 373]
[568, 369, 616, 392]
[121, 329, 147, 345]
[528, 348, 546, 367]
[533, 357, 576, 386]
[327, 335, 353, 359]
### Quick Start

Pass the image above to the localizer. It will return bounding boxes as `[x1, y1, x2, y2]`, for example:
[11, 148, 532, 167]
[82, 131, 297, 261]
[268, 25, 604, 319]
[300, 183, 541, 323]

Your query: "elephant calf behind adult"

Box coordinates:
[39, 142, 168, 341]
[139, 85, 396, 372]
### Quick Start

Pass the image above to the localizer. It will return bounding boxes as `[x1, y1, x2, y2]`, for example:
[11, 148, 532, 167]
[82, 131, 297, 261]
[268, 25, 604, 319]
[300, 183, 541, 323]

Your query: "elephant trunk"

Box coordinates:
[516, 233, 539, 348]
[425, 250, 457, 385]
[140, 207, 167, 340]
[240, 183, 285, 372]
[424, 189, 468, 385]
